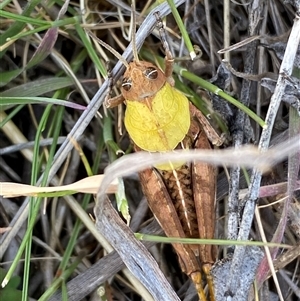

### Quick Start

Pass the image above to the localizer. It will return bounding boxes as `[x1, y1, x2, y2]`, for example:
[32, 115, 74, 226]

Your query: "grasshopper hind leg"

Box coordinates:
[190, 271, 208, 301]
[202, 264, 215, 301]
[190, 269, 216, 301]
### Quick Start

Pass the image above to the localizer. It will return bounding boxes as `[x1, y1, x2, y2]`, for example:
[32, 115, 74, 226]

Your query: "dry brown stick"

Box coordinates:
[48, 220, 164, 301]
[95, 196, 181, 301]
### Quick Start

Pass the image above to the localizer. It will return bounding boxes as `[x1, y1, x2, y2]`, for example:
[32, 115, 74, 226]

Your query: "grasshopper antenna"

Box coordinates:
[86, 30, 129, 69]
[131, 0, 140, 63]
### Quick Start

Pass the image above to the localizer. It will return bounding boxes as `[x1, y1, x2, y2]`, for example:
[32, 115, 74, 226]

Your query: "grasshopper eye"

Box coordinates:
[143, 67, 158, 80]
[122, 78, 132, 91]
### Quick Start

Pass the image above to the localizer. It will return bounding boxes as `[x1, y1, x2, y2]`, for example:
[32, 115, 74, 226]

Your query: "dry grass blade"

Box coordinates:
[0, 175, 118, 197]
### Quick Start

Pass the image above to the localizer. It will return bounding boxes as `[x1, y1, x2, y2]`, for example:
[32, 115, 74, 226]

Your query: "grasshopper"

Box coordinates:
[92, 10, 220, 301]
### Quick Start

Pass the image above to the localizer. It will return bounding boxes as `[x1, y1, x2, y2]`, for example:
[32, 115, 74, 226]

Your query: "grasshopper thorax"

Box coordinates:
[121, 61, 166, 101]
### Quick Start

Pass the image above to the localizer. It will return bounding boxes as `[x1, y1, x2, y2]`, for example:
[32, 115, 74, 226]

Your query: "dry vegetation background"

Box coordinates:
[0, 0, 300, 301]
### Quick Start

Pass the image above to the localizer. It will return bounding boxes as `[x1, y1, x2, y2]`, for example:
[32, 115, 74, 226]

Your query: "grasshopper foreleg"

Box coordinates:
[154, 12, 175, 84]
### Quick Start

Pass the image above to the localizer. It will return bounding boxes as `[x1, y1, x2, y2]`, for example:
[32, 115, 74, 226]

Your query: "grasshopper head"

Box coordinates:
[121, 61, 166, 101]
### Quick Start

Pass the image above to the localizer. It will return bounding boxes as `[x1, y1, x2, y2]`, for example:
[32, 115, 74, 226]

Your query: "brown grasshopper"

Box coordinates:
[92, 11, 221, 301]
